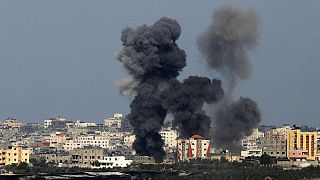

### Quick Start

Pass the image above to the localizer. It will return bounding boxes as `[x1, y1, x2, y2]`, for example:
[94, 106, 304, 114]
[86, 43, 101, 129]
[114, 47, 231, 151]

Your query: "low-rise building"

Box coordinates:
[3, 118, 22, 129]
[93, 156, 132, 169]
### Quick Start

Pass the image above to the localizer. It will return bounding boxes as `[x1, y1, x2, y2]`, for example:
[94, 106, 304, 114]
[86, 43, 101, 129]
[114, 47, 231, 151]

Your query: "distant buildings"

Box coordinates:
[104, 113, 122, 129]
[177, 135, 211, 161]
[160, 127, 178, 149]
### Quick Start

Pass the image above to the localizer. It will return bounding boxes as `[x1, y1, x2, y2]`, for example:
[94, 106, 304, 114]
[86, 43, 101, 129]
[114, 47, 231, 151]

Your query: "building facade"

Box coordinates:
[287, 128, 317, 160]
[262, 125, 291, 158]
[104, 113, 122, 129]
[177, 135, 210, 161]
[0, 146, 29, 166]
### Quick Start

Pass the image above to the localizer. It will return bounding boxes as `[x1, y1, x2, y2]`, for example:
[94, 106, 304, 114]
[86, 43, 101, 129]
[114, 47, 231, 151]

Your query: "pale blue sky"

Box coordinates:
[0, 0, 319, 126]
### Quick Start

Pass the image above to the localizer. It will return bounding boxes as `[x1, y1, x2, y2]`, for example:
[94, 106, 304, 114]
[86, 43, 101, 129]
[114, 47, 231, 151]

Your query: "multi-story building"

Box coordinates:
[70, 147, 104, 168]
[287, 128, 317, 160]
[123, 133, 135, 148]
[241, 128, 264, 150]
[177, 135, 211, 161]
[262, 125, 291, 158]
[63, 134, 110, 151]
[0, 146, 29, 166]
[3, 118, 22, 129]
[160, 127, 178, 149]
[104, 113, 122, 129]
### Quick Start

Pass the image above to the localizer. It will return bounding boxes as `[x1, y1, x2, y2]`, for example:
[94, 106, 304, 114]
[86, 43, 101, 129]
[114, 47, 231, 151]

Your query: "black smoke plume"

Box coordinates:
[116, 17, 223, 161]
[161, 76, 223, 138]
[116, 17, 187, 162]
[197, 5, 262, 151]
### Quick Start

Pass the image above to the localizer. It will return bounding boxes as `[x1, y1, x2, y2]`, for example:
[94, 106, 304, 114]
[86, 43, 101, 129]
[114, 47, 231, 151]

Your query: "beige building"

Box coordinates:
[123, 133, 135, 148]
[160, 127, 178, 149]
[3, 118, 22, 128]
[74, 120, 96, 128]
[0, 146, 29, 166]
[70, 148, 104, 168]
[104, 113, 122, 129]
[177, 135, 211, 161]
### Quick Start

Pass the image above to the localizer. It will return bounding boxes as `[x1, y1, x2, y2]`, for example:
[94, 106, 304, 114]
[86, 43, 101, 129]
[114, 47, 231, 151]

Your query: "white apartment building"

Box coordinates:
[63, 135, 110, 151]
[177, 135, 211, 161]
[240, 149, 263, 158]
[104, 113, 122, 129]
[74, 120, 96, 128]
[44, 120, 52, 129]
[160, 127, 178, 149]
[93, 156, 132, 169]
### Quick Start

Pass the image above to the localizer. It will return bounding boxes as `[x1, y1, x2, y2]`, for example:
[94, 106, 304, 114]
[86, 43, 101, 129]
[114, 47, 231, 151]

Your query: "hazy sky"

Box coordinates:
[0, 0, 319, 126]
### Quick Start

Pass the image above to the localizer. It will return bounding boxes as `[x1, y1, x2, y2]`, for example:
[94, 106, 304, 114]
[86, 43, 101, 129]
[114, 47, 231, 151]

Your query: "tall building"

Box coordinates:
[160, 127, 178, 149]
[287, 128, 317, 160]
[262, 125, 291, 158]
[177, 135, 211, 161]
[104, 113, 122, 129]
[0, 146, 29, 165]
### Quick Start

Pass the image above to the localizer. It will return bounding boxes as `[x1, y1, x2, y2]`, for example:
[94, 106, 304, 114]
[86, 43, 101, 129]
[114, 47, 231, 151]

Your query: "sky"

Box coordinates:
[0, 0, 319, 127]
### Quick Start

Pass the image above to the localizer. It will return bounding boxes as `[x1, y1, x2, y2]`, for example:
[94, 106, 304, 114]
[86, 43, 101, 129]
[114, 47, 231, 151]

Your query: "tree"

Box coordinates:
[259, 154, 273, 166]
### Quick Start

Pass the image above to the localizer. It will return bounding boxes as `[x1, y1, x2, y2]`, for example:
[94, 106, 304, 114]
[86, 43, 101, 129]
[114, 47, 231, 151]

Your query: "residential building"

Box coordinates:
[287, 128, 317, 160]
[3, 118, 22, 129]
[63, 134, 110, 151]
[0, 146, 29, 166]
[160, 127, 178, 149]
[241, 128, 264, 150]
[123, 133, 135, 148]
[262, 125, 291, 158]
[240, 149, 263, 159]
[74, 120, 96, 128]
[104, 113, 122, 129]
[177, 135, 211, 161]
[70, 147, 104, 168]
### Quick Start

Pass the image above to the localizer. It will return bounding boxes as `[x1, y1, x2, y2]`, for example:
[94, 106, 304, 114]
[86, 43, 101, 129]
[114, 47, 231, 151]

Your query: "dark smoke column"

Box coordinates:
[161, 76, 223, 138]
[116, 17, 186, 162]
[197, 5, 262, 151]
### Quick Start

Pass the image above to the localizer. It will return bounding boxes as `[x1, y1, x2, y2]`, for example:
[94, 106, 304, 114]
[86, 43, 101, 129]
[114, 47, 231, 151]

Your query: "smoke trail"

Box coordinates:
[116, 17, 187, 162]
[197, 5, 262, 151]
[161, 76, 224, 138]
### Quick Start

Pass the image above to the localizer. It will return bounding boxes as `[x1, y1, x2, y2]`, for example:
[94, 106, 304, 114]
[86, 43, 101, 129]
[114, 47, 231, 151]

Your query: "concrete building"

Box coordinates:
[74, 120, 96, 128]
[160, 127, 178, 149]
[63, 134, 110, 151]
[177, 135, 211, 161]
[287, 128, 317, 160]
[241, 128, 264, 150]
[0, 146, 29, 166]
[240, 149, 263, 159]
[123, 133, 135, 148]
[70, 147, 104, 168]
[262, 125, 291, 158]
[93, 156, 132, 169]
[104, 113, 122, 129]
[3, 118, 22, 129]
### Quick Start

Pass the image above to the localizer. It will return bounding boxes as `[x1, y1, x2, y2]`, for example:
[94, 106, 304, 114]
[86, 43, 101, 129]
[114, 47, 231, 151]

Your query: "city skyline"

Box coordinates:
[1, 0, 320, 126]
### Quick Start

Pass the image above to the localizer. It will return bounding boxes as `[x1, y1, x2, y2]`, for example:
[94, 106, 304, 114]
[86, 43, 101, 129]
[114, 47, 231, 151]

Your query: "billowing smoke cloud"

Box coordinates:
[161, 76, 223, 138]
[197, 5, 262, 151]
[116, 17, 187, 162]
[116, 17, 223, 162]
[214, 97, 261, 151]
